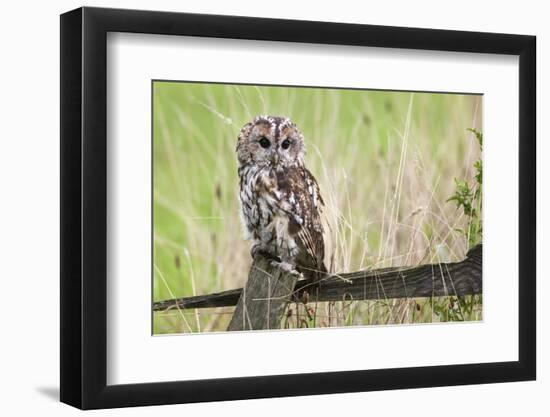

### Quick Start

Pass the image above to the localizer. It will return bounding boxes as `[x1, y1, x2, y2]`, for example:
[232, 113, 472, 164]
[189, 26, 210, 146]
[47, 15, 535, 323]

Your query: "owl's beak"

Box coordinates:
[271, 153, 279, 165]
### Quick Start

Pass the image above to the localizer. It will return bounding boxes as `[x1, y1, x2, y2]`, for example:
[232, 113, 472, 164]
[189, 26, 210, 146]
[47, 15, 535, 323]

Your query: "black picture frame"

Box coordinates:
[60, 6, 536, 410]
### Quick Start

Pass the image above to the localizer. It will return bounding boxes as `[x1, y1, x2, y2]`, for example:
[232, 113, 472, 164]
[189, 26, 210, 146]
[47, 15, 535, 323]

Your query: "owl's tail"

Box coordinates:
[317, 261, 328, 282]
[298, 261, 327, 283]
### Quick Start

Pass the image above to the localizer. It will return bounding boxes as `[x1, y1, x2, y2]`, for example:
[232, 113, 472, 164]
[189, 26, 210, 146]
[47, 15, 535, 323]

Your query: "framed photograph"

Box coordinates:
[60, 6, 536, 409]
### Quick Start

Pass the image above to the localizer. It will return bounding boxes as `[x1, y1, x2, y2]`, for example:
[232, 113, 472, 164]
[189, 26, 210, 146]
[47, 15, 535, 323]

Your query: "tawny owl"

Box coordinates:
[236, 115, 326, 280]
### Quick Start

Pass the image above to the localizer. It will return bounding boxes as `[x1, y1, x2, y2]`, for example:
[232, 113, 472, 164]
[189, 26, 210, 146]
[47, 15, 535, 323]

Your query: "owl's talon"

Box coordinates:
[269, 260, 303, 278]
[251, 244, 277, 261]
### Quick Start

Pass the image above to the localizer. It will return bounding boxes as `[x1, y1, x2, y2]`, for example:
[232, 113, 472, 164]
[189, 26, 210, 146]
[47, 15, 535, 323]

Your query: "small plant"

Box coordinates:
[440, 128, 483, 322]
[447, 128, 483, 247]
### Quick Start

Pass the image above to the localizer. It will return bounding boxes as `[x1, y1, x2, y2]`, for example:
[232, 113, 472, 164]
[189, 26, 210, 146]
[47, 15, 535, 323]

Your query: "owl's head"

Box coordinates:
[236, 116, 306, 168]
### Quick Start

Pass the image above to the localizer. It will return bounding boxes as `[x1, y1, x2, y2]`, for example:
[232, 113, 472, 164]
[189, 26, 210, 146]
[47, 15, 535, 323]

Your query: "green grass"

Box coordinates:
[152, 81, 483, 334]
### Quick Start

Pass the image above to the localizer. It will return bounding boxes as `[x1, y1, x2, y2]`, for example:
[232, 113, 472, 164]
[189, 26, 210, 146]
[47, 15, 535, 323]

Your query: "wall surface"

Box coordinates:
[0, 0, 545, 415]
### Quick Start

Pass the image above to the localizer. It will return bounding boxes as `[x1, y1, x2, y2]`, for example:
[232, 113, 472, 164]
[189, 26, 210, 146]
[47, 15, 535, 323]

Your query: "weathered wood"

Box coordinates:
[154, 245, 482, 328]
[298, 243, 482, 303]
[153, 288, 241, 311]
[227, 256, 300, 331]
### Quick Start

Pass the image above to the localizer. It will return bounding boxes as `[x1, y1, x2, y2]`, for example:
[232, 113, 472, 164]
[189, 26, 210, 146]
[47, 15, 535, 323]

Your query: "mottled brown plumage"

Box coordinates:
[236, 115, 326, 280]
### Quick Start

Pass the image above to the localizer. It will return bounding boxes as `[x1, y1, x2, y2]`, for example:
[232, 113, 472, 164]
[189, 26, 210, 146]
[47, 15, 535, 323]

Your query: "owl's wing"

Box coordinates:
[275, 166, 326, 276]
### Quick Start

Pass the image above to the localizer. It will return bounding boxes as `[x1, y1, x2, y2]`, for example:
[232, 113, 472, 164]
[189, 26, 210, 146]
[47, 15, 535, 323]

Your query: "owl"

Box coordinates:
[236, 115, 327, 281]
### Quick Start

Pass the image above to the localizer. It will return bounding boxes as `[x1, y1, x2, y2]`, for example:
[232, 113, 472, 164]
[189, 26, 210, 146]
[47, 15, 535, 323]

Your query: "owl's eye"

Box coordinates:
[259, 137, 271, 148]
[281, 139, 291, 150]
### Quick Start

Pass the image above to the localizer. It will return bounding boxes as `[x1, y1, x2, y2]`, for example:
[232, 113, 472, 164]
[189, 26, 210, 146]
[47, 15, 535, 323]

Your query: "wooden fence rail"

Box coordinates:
[154, 244, 482, 331]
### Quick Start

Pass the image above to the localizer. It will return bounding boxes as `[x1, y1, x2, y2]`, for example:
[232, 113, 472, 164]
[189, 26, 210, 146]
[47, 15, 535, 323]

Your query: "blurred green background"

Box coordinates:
[153, 81, 482, 334]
